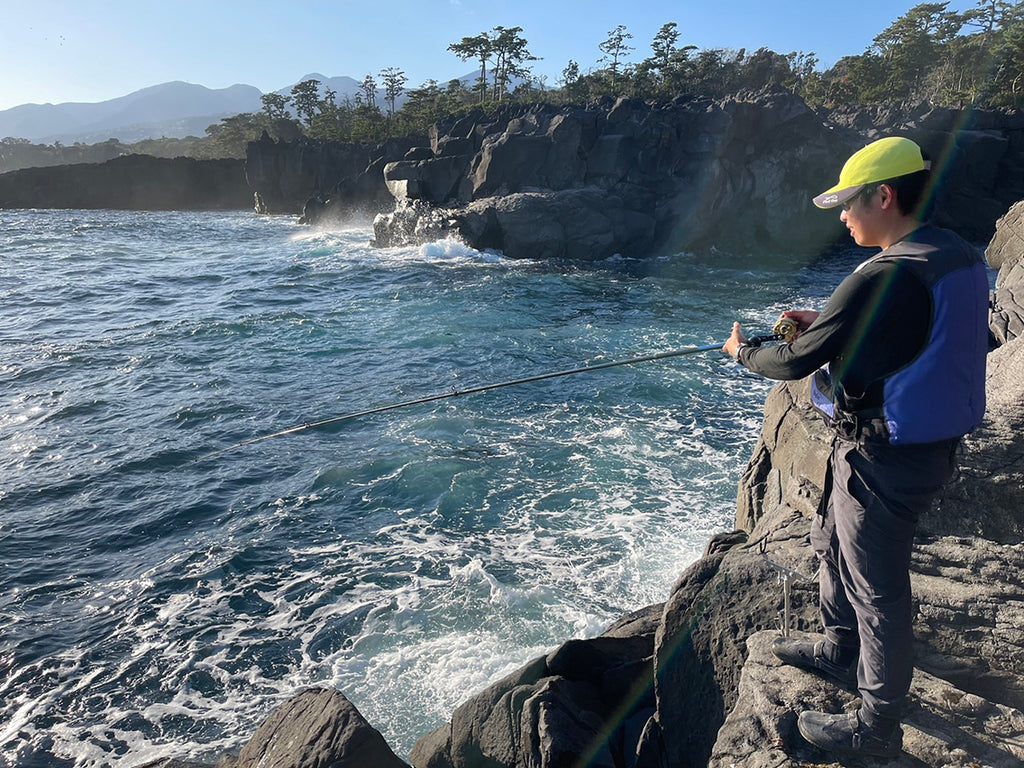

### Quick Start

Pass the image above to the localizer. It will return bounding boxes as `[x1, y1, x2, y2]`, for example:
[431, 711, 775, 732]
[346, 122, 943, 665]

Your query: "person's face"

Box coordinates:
[839, 185, 884, 247]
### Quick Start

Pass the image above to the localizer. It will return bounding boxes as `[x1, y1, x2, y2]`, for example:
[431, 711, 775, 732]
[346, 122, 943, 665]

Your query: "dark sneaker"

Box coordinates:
[798, 710, 902, 759]
[771, 636, 857, 687]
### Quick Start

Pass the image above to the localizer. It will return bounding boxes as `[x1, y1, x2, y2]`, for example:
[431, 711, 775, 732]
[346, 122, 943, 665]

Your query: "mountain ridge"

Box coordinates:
[0, 70, 497, 145]
[0, 78, 368, 145]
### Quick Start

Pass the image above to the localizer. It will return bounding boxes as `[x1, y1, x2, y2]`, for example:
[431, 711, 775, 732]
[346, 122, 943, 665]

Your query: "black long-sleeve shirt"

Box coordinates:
[737, 231, 937, 415]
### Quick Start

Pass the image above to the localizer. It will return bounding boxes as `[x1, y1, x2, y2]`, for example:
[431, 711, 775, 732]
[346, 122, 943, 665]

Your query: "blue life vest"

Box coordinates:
[812, 229, 988, 445]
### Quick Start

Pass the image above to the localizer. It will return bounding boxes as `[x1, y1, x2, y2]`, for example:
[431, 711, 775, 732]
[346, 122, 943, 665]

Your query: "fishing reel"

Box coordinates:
[747, 317, 800, 348]
[773, 317, 800, 343]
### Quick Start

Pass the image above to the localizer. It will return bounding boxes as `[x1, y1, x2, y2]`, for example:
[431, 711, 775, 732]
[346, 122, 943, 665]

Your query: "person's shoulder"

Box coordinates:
[902, 224, 979, 257]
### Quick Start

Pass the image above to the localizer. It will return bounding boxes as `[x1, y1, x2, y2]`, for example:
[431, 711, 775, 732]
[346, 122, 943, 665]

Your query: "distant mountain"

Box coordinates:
[273, 73, 364, 101]
[0, 71, 508, 145]
[0, 82, 264, 144]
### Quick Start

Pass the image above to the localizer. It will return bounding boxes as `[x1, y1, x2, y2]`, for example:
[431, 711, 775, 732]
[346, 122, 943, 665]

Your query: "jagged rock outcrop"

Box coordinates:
[372, 93, 849, 259]
[367, 94, 1023, 259]
[245, 132, 426, 217]
[243, 95, 1024, 260]
[988, 199, 1024, 345]
[144, 689, 409, 768]
[233, 688, 408, 768]
[409, 604, 662, 768]
[710, 631, 1024, 767]
[0, 155, 251, 211]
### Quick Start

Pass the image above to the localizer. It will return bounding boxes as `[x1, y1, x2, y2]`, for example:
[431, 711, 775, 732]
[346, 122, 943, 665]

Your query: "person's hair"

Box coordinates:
[877, 150, 933, 218]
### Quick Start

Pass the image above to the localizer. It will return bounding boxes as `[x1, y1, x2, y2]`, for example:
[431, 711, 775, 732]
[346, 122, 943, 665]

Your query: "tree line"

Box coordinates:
[2, 1, 1022, 172]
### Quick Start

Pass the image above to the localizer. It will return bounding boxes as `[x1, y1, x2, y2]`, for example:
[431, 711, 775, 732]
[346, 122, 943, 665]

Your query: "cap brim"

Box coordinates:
[813, 184, 865, 210]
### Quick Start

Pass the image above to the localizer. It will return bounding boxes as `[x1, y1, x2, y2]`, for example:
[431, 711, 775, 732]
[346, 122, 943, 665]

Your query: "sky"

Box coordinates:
[0, 0, 983, 111]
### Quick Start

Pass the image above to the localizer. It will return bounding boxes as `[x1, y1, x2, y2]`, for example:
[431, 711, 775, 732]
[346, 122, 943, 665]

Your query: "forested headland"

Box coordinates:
[1, 1, 1022, 174]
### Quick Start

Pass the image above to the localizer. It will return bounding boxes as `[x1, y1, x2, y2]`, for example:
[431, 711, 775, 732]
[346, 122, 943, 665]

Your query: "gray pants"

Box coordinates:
[810, 436, 958, 727]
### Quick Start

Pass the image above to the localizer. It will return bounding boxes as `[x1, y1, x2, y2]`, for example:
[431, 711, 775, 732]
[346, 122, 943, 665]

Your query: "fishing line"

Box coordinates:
[198, 320, 798, 462]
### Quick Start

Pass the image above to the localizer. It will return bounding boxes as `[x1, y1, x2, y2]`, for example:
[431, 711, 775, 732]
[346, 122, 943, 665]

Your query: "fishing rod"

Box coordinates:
[198, 319, 798, 462]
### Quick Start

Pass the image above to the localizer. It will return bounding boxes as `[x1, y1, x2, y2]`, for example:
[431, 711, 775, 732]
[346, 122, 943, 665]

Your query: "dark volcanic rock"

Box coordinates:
[235, 688, 408, 768]
[410, 604, 662, 768]
[709, 631, 1024, 767]
[247, 95, 1023, 259]
[245, 133, 425, 217]
[369, 94, 1024, 259]
[0, 155, 251, 211]
[374, 93, 848, 260]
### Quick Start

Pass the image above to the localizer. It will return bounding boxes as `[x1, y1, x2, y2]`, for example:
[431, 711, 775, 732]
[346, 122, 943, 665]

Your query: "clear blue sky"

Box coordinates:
[0, 0, 981, 111]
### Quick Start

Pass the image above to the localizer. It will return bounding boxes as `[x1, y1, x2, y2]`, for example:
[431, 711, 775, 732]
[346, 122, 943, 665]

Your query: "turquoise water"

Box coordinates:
[0, 209, 844, 766]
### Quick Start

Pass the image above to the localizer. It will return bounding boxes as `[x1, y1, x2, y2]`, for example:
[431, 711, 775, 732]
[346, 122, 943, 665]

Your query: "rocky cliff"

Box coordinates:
[260, 92, 1024, 260]
[154, 200, 1023, 767]
[244, 132, 425, 217]
[0, 155, 252, 211]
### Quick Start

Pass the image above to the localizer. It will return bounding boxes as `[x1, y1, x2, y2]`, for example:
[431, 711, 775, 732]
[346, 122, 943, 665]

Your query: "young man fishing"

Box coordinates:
[722, 136, 989, 758]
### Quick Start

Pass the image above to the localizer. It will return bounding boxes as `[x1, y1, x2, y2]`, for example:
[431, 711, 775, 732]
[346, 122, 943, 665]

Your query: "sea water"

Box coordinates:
[0, 209, 855, 766]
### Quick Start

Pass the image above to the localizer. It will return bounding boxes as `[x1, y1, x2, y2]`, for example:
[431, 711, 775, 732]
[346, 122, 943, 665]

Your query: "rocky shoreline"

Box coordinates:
[3, 93, 1021, 264]
[146, 200, 1024, 767]
[0, 155, 251, 211]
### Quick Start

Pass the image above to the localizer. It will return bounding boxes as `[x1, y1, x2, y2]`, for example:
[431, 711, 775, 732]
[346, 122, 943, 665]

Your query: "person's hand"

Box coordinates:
[723, 321, 747, 359]
[781, 310, 819, 333]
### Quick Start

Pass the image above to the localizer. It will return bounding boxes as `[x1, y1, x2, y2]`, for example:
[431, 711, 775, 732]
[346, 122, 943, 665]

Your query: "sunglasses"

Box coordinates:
[841, 185, 878, 212]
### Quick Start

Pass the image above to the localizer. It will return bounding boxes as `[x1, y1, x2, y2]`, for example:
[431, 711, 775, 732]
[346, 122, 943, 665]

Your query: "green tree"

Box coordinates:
[870, 3, 963, 100]
[647, 23, 698, 98]
[290, 79, 323, 127]
[379, 67, 408, 120]
[489, 26, 538, 102]
[988, 13, 1024, 105]
[205, 113, 267, 156]
[599, 24, 634, 92]
[449, 32, 493, 102]
[962, 0, 1021, 36]
[559, 59, 585, 104]
[260, 92, 291, 120]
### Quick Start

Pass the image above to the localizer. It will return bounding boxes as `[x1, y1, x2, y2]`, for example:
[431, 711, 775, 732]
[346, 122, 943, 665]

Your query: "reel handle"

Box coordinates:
[746, 317, 800, 348]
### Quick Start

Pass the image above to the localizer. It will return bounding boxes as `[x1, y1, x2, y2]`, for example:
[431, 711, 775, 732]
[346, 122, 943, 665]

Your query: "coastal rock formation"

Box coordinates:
[233, 688, 408, 768]
[987, 199, 1024, 345]
[410, 605, 662, 768]
[372, 92, 849, 259]
[710, 631, 1024, 767]
[0, 155, 251, 211]
[365, 94, 1024, 259]
[144, 689, 409, 768]
[244, 132, 426, 217]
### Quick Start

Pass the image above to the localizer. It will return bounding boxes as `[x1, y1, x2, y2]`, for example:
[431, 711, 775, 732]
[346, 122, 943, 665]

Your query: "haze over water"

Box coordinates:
[1, 209, 851, 766]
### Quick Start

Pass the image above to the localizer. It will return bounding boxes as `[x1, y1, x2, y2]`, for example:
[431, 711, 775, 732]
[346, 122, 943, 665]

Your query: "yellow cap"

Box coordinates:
[813, 137, 929, 209]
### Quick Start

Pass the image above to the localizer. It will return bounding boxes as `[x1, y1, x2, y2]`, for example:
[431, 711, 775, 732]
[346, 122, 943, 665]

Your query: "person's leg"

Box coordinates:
[831, 446, 917, 731]
[774, 445, 859, 683]
[838, 440, 957, 729]
[811, 445, 860, 663]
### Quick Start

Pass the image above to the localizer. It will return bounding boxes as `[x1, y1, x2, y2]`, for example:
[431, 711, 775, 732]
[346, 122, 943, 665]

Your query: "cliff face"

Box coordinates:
[244, 133, 425, 217]
[373, 92, 846, 259]
[165, 202, 1023, 768]
[0, 155, 252, 211]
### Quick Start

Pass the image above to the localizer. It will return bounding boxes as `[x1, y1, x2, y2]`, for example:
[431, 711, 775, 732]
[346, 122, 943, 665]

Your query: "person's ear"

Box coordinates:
[878, 183, 897, 211]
